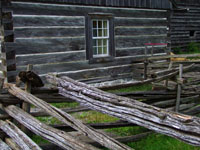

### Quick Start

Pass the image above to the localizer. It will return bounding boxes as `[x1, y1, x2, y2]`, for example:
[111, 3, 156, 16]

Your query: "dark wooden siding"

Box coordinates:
[10, 1, 168, 83]
[170, 2, 200, 50]
[176, 0, 200, 5]
[12, 0, 172, 9]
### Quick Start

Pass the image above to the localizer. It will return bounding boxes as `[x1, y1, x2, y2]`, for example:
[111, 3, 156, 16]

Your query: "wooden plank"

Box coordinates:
[175, 64, 183, 112]
[10, 0, 172, 8]
[115, 17, 167, 26]
[5, 138, 21, 150]
[56, 64, 143, 81]
[3, 105, 100, 150]
[16, 51, 86, 66]
[39, 132, 152, 150]
[0, 120, 42, 150]
[115, 27, 167, 36]
[12, 2, 168, 18]
[14, 26, 85, 38]
[21, 64, 32, 134]
[17, 56, 145, 75]
[13, 37, 85, 54]
[0, 139, 12, 150]
[116, 35, 167, 48]
[5, 85, 132, 150]
[47, 75, 200, 146]
[116, 46, 167, 57]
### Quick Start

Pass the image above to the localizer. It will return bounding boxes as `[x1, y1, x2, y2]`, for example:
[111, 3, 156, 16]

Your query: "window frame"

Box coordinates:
[86, 13, 115, 63]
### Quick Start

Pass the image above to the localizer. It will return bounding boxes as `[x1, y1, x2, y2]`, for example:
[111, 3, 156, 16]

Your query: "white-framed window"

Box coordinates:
[86, 13, 115, 63]
[92, 19, 109, 57]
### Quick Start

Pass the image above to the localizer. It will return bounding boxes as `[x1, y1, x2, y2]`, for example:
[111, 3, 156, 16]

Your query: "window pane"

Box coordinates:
[103, 20, 107, 28]
[98, 47, 103, 54]
[103, 47, 107, 54]
[93, 20, 97, 29]
[98, 39, 102, 47]
[103, 39, 107, 46]
[98, 21, 102, 28]
[93, 46, 97, 55]
[93, 29, 97, 37]
[103, 29, 108, 37]
[93, 39, 97, 47]
[98, 29, 103, 37]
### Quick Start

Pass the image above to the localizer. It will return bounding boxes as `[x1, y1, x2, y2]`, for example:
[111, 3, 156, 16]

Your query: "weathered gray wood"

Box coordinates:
[13, 15, 85, 27]
[21, 64, 32, 133]
[116, 35, 167, 48]
[55, 64, 143, 81]
[92, 64, 193, 90]
[15, 26, 85, 38]
[0, 120, 42, 150]
[115, 17, 167, 26]
[39, 132, 152, 150]
[13, 35, 167, 55]
[152, 95, 199, 108]
[0, 93, 75, 104]
[77, 131, 152, 148]
[5, 84, 132, 150]
[148, 54, 200, 61]
[0, 139, 12, 150]
[17, 56, 144, 75]
[16, 51, 86, 66]
[175, 64, 183, 112]
[164, 62, 173, 87]
[47, 75, 200, 146]
[12, 2, 168, 18]
[5, 138, 21, 150]
[3, 105, 100, 150]
[11, 0, 171, 9]
[183, 105, 200, 116]
[14, 37, 85, 54]
[115, 27, 167, 36]
[116, 46, 167, 57]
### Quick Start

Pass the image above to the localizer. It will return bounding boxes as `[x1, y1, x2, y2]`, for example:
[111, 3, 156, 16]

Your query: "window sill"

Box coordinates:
[89, 56, 115, 64]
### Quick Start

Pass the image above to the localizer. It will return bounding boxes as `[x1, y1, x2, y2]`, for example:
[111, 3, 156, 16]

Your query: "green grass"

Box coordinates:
[174, 42, 200, 55]
[127, 133, 200, 150]
[51, 102, 79, 108]
[106, 126, 148, 136]
[108, 84, 152, 93]
[31, 135, 49, 144]
[74, 110, 119, 123]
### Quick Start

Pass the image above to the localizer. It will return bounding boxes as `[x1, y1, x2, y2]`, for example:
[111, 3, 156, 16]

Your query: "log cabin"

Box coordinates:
[0, 0, 199, 85]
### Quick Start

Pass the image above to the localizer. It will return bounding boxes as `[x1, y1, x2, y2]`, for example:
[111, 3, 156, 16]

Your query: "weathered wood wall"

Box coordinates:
[4, 1, 169, 83]
[12, 0, 172, 9]
[0, 0, 16, 82]
[171, 1, 200, 50]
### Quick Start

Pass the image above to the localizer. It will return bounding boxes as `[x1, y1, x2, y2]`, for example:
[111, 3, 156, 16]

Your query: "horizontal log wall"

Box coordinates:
[12, 0, 172, 9]
[171, 2, 200, 50]
[0, 0, 16, 82]
[11, 1, 168, 83]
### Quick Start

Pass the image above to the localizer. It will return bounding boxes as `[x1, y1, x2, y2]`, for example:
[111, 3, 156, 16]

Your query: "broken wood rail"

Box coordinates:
[4, 83, 132, 150]
[47, 75, 200, 146]
[0, 119, 42, 150]
[0, 104, 100, 150]
[94, 63, 194, 90]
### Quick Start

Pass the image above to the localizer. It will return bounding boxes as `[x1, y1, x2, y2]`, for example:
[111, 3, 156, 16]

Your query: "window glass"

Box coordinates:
[92, 19, 109, 57]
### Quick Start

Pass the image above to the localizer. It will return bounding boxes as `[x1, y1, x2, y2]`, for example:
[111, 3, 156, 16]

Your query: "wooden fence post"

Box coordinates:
[21, 64, 33, 133]
[144, 46, 148, 80]
[175, 64, 183, 112]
